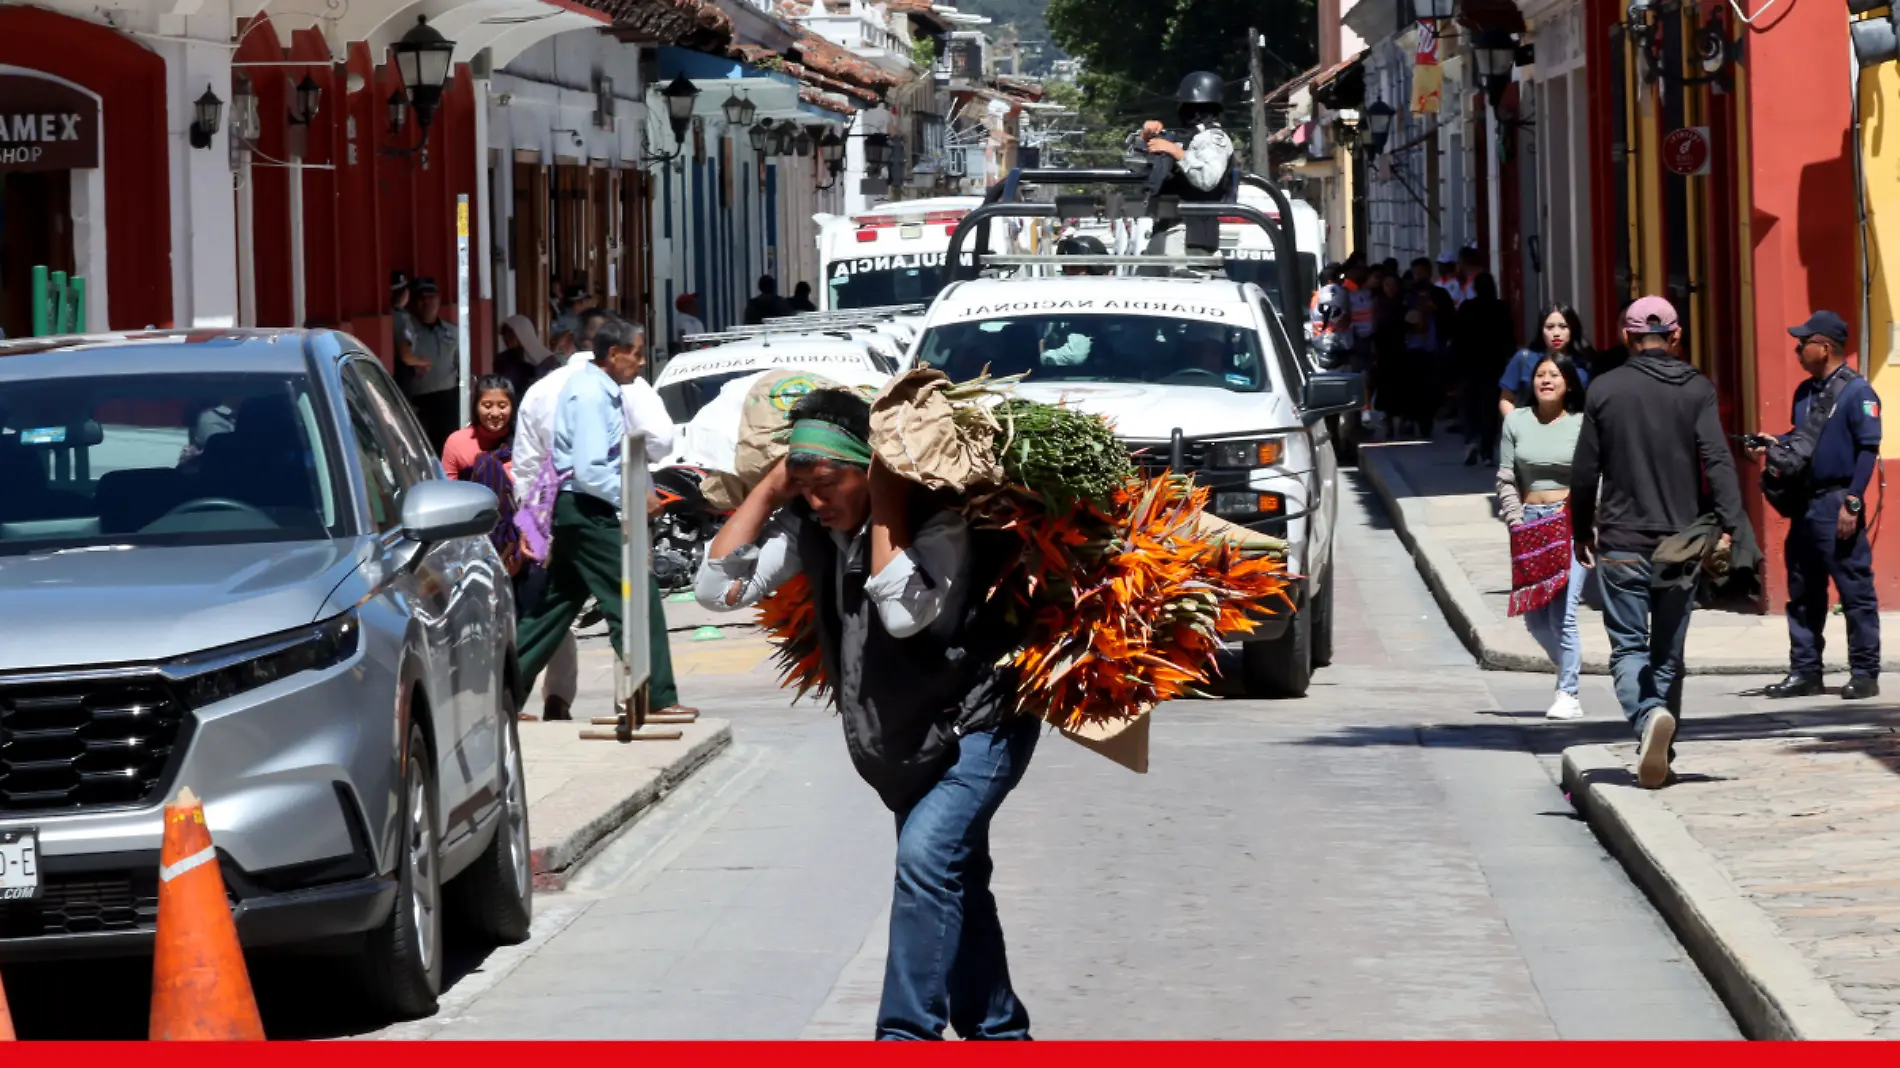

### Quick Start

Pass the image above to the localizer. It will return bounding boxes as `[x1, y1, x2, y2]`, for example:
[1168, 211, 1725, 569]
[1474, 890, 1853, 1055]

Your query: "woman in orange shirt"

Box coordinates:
[441, 374, 521, 576]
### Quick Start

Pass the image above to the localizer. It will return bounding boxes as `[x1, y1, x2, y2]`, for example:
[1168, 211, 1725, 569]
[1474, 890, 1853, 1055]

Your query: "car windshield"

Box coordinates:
[916, 313, 1269, 392]
[0, 371, 343, 555]
[826, 260, 950, 310]
[659, 370, 753, 425]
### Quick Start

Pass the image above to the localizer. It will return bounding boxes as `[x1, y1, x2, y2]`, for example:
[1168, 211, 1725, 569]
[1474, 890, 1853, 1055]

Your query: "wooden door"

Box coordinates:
[620, 168, 652, 331]
[589, 165, 611, 313]
[512, 155, 550, 341]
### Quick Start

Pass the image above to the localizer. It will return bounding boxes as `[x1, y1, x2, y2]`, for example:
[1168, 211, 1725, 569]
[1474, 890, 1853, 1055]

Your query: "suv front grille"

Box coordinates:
[0, 869, 236, 938]
[0, 678, 188, 813]
[1126, 440, 1208, 478]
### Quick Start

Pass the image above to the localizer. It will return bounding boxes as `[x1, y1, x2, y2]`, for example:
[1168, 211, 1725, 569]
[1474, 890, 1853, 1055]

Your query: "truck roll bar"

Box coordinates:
[953, 168, 1307, 349]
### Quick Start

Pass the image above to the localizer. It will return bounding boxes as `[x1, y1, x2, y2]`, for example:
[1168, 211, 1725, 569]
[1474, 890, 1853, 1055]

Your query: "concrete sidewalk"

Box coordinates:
[521, 600, 774, 889]
[1358, 435, 1900, 675]
[1561, 707, 1900, 1039]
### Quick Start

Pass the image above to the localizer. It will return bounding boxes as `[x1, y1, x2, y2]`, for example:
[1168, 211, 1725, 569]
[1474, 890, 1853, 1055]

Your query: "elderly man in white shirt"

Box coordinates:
[512, 318, 675, 720]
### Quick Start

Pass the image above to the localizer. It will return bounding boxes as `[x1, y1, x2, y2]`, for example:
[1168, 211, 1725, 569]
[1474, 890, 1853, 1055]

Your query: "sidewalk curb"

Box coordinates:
[1358, 445, 1544, 672]
[1560, 744, 1876, 1040]
[529, 723, 733, 891]
[1356, 445, 1872, 675]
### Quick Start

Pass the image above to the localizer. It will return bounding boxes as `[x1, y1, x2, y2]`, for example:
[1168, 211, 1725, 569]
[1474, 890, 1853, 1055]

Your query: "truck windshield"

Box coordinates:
[1223, 253, 1319, 314]
[825, 261, 951, 310]
[916, 314, 1269, 392]
[0, 370, 343, 555]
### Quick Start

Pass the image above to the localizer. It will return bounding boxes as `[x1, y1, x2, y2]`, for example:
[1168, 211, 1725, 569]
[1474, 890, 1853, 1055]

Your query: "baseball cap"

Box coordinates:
[674, 293, 697, 311]
[410, 276, 439, 296]
[1623, 295, 1680, 335]
[1788, 309, 1850, 345]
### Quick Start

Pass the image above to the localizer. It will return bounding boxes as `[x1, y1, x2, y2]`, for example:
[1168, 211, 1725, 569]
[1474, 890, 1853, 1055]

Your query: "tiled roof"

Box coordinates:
[994, 74, 1043, 101]
[799, 85, 856, 115]
[792, 28, 904, 93]
[887, 0, 953, 31]
[597, 0, 734, 48]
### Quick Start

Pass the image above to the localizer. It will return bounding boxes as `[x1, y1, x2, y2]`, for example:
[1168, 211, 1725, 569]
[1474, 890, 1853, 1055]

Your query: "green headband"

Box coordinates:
[786, 418, 872, 467]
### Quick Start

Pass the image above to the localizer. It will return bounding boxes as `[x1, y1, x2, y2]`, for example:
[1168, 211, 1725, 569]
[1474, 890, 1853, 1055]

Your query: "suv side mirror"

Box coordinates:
[401, 480, 498, 544]
[1300, 370, 1365, 424]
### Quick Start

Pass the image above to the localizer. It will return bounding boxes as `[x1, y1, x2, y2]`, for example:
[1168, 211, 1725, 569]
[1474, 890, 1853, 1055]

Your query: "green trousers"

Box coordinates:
[516, 492, 679, 710]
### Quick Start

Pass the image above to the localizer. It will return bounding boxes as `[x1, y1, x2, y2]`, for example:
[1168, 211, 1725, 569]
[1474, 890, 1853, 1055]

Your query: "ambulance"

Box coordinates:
[815, 196, 1030, 311]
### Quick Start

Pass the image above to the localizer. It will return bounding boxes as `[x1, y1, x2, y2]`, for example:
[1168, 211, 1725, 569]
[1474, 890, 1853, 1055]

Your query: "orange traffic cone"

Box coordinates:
[0, 968, 16, 1040]
[149, 787, 265, 1041]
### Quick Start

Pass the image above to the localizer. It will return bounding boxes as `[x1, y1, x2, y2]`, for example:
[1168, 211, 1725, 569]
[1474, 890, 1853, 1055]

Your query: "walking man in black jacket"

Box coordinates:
[1571, 296, 1748, 788]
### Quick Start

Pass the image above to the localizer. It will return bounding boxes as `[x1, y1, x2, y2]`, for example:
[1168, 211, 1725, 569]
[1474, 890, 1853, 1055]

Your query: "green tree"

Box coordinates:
[1046, 0, 1315, 144]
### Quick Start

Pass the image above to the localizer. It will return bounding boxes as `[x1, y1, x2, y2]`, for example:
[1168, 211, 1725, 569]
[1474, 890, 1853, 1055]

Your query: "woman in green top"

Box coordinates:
[1497, 351, 1588, 720]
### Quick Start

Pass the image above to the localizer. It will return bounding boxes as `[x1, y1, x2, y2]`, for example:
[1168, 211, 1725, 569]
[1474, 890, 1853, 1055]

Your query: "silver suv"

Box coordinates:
[0, 329, 531, 1018]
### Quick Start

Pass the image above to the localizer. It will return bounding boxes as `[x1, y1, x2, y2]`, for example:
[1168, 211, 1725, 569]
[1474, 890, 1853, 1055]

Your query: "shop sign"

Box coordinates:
[1662, 126, 1711, 176]
[1411, 21, 1443, 115]
[0, 74, 98, 172]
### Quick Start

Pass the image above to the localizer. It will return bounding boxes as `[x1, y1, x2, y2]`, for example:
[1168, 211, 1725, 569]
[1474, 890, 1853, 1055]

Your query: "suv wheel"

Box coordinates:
[1310, 562, 1335, 669]
[449, 686, 533, 944]
[1242, 598, 1313, 699]
[361, 720, 443, 1018]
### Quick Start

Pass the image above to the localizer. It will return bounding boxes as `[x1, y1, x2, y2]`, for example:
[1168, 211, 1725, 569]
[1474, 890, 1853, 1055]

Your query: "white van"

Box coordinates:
[816, 196, 1025, 311]
[1219, 186, 1325, 314]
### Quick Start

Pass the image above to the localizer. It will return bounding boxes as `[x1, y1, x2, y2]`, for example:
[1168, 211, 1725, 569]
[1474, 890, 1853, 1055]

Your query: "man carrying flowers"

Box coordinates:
[693, 388, 1038, 1041]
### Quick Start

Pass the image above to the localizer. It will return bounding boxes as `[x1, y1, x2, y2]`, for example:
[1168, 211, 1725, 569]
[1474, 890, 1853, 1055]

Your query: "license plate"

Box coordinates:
[899, 222, 923, 240]
[0, 829, 39, 901]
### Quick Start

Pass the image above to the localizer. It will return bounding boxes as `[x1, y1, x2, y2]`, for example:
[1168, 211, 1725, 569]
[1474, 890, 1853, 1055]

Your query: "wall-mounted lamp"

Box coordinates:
[817, 129, 846, 189]
[749, 117, 773, 153]
[288, 75, 322, 126]
[232, 74, 261, 141]
[1363, 99, 1394, 155]
[641, 75, 701, 167]
[1472, 30, 1517, 106]
[382, 15, 457, 164]
[189, 84, 223, 149]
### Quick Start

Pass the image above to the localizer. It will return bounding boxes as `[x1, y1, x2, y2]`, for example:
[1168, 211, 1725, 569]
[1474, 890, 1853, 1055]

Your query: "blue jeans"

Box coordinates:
[877, 716, 1039, 1041]
[1597, 550, 1695, 738]
[1521, 504, 1585, 695]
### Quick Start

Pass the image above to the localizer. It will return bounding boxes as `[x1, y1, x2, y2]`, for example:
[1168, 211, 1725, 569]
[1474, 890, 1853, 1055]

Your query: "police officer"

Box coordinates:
[1056, 233, 1112, 276]
[1760, 310, 1883, 700]
[1140, 71, 1236, 257]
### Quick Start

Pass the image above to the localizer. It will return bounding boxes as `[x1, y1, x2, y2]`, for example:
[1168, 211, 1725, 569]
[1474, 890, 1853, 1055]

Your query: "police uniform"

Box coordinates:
[1142, 72, 1235, 259]
[1778, 312, 1883, 696]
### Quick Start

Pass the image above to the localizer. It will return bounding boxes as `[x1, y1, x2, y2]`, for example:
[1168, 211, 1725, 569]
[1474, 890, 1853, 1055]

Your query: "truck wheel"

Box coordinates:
[448, 686, 533, 945]
[1311, 562, 1335, 669]
[1243, 601, 1313, 699]
[361, 719, 443, 1019]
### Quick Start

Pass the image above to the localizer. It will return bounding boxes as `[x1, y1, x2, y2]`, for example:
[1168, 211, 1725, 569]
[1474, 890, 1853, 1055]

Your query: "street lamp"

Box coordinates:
[232, 74, 261, 141]
[795, 130, 814, 157]
[391, 15, 456, 131]
[1364, 99, 1394, 154]
[864, 132, 891, 172]
[641, 75, 701, 166]
[818, 129, 846, 189]
[189, 84, 223, 149]
[721, 91, 748, 126]
[1473, 30, 1517, 105]
[290, 74, 322, 125]
[1415, 0, 1458, 19]
[749, 117, 773, 153]
[386, 89, 408, 136]
[736, 93, 758, 127]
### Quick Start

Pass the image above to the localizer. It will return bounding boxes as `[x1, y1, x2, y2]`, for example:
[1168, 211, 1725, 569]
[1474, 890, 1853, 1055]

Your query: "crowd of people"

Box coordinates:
[1316, 257, 1885, 788]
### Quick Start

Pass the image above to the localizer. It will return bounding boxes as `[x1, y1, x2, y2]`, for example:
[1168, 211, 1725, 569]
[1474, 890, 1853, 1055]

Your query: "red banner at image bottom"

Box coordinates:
[27, 1042, 1896, 1063]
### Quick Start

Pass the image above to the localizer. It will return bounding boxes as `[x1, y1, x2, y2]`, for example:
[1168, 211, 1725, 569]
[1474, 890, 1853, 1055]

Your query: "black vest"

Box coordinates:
[795, 497, 1025, 811]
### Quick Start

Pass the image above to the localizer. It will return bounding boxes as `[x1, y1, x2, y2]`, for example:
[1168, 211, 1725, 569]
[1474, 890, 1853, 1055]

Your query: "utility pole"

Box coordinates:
[1249, 27, 1269, 176]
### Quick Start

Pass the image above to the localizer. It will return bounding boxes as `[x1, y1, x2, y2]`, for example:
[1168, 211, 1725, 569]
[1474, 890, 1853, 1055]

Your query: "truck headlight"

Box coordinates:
[1213, 491, 1285, 518]
[1209, 437, 1284, 469]
[174, 612, 361, 709]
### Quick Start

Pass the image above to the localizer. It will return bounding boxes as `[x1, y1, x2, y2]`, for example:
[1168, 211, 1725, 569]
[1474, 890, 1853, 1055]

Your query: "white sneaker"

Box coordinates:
[1638, 711, 1677, 789]
[1545, 692, 1584, 720]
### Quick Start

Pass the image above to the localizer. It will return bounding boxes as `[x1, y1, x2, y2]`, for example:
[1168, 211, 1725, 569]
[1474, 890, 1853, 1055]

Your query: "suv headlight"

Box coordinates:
[1213, 491, 1286, 519]
[1209, 437, 1284, 469]
[174, 612, 361, 709]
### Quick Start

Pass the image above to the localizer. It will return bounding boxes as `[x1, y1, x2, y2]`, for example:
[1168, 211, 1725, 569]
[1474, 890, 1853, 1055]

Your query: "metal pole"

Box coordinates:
[30, 266, 47, 337]
[456, 194, 472, 430]
[582, 427, 684, 742]
[1250, 28, 1270, 177]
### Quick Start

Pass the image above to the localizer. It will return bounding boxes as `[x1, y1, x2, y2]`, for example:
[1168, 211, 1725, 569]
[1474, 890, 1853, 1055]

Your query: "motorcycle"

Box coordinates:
[649, 464, 727, 594]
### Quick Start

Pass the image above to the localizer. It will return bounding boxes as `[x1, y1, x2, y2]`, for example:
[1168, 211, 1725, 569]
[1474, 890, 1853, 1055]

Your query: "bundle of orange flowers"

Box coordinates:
[753, 470, 1293, 727]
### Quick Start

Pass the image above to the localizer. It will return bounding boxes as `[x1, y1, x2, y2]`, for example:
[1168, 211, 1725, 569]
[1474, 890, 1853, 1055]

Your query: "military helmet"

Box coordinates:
[1057, 234, 1109, 256]
[1176, 71, 1225, 107]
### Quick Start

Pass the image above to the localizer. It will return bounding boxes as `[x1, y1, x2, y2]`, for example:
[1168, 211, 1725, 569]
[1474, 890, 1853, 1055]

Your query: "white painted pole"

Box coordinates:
[289, 158, 306, 328]
[456, 193, 472, 429]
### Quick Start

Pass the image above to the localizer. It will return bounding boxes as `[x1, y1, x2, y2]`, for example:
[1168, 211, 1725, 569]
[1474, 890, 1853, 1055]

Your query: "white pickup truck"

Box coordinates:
[910, 272, 1362, 698]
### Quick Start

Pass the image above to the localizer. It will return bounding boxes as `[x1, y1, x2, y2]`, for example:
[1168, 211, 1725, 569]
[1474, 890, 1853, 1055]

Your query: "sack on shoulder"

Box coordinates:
[701, 371, 846, 512]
